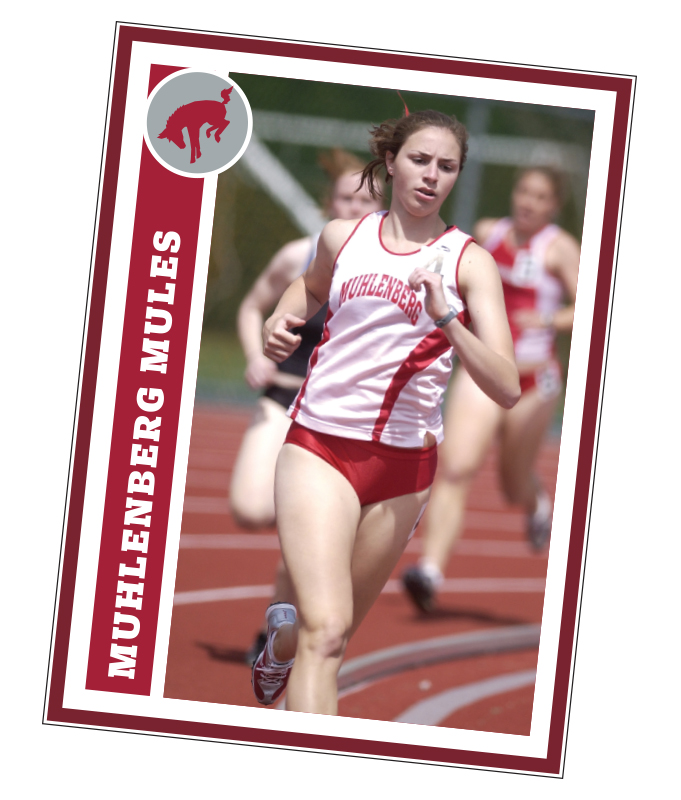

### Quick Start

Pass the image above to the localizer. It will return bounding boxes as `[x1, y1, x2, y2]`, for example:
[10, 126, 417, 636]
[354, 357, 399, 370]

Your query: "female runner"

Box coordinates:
[402, 166, 580, 613]
[231, 150, 382, 663]
[251, 109, 520, 714]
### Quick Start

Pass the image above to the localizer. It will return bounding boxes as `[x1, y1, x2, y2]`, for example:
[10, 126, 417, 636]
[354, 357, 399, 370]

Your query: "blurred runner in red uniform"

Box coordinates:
[402, 166, 580, 613]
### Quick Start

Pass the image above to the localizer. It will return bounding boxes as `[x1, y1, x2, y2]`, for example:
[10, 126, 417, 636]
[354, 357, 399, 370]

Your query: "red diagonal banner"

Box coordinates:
[86, 115, 203, 693]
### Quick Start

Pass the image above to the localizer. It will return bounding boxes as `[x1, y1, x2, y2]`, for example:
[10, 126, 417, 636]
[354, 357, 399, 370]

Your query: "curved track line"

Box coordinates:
[276, 626, 540, 710]
[336, 625, 540, 694]
[393, 669, 537, 725]
[173, 579, 545, 606]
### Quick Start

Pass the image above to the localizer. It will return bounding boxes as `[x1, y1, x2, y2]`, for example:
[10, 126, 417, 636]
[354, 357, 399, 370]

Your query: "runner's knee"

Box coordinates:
[437, 457, 479, 486]
[299, 613, 351, 660]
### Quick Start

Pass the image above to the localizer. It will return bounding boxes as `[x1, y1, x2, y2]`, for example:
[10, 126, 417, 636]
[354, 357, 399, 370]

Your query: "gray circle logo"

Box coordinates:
[145, 70, 252, 177]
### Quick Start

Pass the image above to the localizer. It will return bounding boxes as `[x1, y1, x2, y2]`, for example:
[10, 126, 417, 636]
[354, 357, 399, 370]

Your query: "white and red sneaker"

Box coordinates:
[251, 602, 296, 706]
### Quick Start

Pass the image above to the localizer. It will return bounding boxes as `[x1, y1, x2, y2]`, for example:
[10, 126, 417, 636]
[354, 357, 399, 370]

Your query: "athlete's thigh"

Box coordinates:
[274, 443, 361, 624]
[499, 386, 558, 484]
[439, 367, 504, 476]
[230, 397, 291, 502]
[349, 488, 431, 635]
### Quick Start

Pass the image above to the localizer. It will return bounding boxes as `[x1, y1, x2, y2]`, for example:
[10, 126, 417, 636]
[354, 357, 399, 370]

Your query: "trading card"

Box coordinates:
[44, 22, 634, 776]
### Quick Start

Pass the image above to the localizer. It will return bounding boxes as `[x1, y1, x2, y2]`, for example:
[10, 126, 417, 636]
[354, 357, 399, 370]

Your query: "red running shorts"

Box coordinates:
[284, 421, 437, 506]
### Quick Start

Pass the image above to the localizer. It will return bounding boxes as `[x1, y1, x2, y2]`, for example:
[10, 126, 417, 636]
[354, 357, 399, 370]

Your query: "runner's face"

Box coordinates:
[511, 171, 560, 233]
[387, 127, 461, 217]
[328, 172, 383, 220]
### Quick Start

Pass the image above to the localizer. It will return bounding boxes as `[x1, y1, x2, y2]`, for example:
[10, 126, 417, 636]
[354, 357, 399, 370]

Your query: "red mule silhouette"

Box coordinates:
[158, 87, 233, 164]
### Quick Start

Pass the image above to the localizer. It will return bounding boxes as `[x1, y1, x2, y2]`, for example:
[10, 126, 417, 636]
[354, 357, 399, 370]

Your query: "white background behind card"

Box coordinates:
[5, 2, 677, 797]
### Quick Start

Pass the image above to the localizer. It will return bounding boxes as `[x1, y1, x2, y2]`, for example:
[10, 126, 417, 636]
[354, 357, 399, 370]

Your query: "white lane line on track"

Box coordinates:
[174, 585, 274, 604]
[180, 533, 280, 549]
[179, 533, 546, 559]
[393, 669, 537, 725]
[173, 578, 545, 605]
[385, 577, 546, 593]
[183, 497, 232, 514]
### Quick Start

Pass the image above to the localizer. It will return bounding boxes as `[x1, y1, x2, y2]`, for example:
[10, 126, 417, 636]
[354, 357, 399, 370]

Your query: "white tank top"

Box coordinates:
[289, 211, 473, 447]
[483, 218, 563, 364]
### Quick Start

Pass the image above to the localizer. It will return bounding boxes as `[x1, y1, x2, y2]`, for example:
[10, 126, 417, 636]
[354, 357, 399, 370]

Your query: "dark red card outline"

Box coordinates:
[43, 21, 635, 777]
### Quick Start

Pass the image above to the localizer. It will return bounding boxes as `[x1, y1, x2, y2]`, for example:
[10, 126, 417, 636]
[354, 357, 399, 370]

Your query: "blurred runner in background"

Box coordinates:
[402, 166, 580, 613]
[230, 149, 383, 663]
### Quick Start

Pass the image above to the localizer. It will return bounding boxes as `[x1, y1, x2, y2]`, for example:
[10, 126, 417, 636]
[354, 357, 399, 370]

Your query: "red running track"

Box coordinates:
[163, 403, 556, 734]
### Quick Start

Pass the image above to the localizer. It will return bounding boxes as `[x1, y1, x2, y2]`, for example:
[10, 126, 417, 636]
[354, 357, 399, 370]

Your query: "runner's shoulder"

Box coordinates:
[318, 218, 364, 258]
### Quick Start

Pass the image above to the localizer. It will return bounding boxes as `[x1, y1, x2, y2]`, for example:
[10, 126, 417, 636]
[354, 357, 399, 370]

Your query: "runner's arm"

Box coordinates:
[262, 220, 352, 363]
[546, 232, 580, 332]
[237, 238, 310, 385]
[409, 243, 520, 409]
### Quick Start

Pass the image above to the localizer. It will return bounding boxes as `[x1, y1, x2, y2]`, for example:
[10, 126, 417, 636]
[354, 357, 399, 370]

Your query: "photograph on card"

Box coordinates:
[163, 71, 593, 733]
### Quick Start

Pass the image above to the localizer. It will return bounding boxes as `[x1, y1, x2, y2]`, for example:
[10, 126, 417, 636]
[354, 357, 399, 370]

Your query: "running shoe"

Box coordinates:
[245, 630, 267, 667]
[251, 602, 296, 706]
[402, 565, 436, 613]
[527, 490, 553, 551]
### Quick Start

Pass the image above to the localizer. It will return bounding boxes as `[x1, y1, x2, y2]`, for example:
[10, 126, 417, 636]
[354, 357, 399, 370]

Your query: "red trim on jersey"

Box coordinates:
[378, 213, 458, 256]
[504, 284, 539, 344]
[480, 217, 513, 258]
[519, 370, 537, 395]
[331, 213, 374, 274]
[454, 236, 475, 300]
[486, 219, 557, 265]
[492, 238, 517, 268]
[371, 329, 452, 441]
[290, 307, 334, 419]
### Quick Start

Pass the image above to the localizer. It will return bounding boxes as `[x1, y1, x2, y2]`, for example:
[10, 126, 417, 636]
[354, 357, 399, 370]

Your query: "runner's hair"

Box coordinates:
[514, 165, 569, 207]
[360, 110, 469, 199]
